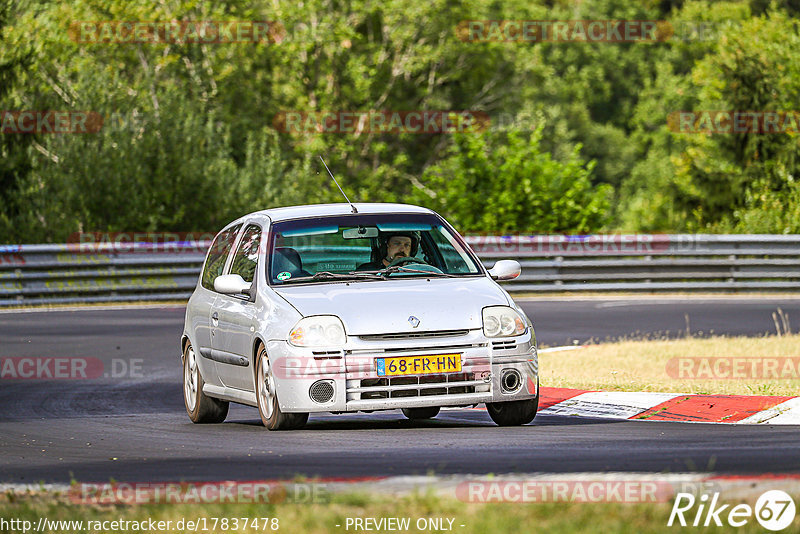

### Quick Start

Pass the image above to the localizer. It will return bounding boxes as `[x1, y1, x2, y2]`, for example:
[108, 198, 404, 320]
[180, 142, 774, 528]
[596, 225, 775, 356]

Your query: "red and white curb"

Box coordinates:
[536, 345, 799, 424]
[538, 387, 800, 424]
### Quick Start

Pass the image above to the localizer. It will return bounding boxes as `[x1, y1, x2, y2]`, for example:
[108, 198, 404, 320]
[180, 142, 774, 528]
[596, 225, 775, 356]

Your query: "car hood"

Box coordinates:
[274, 276, 509, 335]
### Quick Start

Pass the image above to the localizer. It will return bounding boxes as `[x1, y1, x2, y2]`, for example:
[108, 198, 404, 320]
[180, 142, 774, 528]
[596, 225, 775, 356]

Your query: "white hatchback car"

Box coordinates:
[181, 203, 538, 430]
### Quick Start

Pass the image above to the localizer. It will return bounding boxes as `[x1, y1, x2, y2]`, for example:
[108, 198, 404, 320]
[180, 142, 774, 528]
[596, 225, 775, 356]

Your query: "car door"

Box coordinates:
[194, 223, 242, 386]
[212, 223, 263, 391]
[191, 290, 219, 384]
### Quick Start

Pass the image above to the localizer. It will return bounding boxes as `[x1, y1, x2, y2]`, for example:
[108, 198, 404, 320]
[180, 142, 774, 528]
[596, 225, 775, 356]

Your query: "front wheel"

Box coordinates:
[255, 346, 308, 431]
[486, 396, 538, 426]
[183, 342, 229, 423]
[402, 406, 440, 420]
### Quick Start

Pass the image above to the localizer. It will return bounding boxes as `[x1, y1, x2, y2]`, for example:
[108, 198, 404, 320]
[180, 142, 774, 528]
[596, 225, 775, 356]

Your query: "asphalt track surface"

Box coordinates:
[1, 297, 799, 483]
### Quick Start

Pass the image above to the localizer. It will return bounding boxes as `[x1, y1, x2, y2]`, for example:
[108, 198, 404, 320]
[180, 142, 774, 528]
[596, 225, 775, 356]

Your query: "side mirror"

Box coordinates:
[488, 260, 521, 281]
[214, 274, 252, 295]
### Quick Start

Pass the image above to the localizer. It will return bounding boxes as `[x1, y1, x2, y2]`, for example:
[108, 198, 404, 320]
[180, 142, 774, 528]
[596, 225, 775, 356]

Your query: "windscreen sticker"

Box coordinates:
[277, 271, 292, 281]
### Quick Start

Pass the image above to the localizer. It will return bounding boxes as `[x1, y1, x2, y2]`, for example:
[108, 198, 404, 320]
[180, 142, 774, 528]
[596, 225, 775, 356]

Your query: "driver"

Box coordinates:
[356, 231, 422, 271]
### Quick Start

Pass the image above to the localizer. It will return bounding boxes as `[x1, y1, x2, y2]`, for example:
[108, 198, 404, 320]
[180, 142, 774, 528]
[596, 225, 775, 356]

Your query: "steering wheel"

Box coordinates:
[386, 256, 426, 268]
[384, 256, 444, 276]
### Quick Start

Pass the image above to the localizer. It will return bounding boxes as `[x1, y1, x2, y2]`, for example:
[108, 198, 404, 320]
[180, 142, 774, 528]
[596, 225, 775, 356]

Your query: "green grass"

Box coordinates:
[2, 489, 797, 534]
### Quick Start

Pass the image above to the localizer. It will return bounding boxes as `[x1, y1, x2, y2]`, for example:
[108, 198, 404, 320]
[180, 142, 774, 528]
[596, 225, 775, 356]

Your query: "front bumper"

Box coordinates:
[265, 329, 538, 413]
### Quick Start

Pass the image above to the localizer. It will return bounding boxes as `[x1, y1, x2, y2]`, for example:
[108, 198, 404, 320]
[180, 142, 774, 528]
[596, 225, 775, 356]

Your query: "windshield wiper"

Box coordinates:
[281, 271, 384, 283]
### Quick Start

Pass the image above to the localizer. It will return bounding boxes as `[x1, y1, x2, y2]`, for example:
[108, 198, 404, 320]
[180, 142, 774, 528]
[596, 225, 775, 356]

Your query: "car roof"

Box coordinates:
[241, 203, 435, 223]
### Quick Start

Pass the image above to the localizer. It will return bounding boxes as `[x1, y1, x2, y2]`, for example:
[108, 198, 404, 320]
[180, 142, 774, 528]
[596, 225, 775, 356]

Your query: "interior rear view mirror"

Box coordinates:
[342, 226, 379, 239]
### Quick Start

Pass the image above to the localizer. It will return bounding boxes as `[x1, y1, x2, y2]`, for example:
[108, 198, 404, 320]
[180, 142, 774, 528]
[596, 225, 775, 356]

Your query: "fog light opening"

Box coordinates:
[309, 380, 335, 404]
[500, 369, 522, 394]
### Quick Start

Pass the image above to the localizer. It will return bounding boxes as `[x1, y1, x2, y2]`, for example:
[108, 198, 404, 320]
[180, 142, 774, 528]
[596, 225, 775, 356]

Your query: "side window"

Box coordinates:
[201, 224, 242, 291]
[229, 224, 262, 283]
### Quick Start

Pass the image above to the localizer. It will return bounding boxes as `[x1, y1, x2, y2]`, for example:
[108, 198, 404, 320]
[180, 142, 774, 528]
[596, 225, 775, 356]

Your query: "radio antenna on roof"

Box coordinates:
[319, 155, 357, 213]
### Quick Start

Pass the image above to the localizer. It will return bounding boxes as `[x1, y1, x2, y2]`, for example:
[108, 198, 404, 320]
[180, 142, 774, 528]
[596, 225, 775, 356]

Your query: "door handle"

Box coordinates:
[211, 312, 219, 327]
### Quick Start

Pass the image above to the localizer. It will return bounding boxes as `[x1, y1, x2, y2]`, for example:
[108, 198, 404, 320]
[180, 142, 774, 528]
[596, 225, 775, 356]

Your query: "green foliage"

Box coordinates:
[0, 0, 35, 242]
[616, 0, 800, 233]
[1, 0, 800, 241]
[671, 7, 800, 231]
[410, 128, 611, 233]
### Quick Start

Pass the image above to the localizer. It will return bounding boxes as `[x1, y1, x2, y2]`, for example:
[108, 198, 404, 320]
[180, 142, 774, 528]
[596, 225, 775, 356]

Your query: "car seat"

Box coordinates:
[272, 247, 312, 280]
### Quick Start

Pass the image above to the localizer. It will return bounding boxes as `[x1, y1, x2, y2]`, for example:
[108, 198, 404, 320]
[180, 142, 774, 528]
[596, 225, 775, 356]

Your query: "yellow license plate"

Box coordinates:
[376, 354, 461, 377]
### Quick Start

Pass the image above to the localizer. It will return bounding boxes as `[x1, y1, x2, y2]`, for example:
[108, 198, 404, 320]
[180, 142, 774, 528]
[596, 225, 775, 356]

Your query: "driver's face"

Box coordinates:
[386, 236, 412, 261]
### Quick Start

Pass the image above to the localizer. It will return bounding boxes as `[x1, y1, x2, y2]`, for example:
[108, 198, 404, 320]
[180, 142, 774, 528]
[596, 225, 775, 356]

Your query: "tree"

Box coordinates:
[0, 0, 35, 242]
[672, 8, 800, 231]
[409, 127, 611, 233]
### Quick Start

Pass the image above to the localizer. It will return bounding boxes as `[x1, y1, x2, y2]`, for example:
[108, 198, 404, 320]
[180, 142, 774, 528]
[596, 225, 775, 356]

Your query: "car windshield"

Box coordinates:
[268, 213, 482, 285]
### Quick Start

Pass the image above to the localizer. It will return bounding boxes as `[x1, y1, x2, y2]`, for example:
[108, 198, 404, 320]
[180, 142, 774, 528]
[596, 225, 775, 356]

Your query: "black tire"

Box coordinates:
[402, 406, 441, 420]
[183, 342, 229, 423]
[255, 345, 308, 431]
[486, 395, 538, 426]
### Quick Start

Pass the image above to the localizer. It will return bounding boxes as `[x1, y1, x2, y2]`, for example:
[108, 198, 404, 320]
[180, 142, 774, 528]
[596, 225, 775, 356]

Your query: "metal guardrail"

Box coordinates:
[1, 235, 799, 306]
[468, 234, 800, 293]
[0, 243, 207, 307]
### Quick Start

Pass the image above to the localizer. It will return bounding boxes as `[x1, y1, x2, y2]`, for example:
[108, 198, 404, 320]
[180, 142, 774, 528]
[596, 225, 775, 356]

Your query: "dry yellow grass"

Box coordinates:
[540, 334, 800, 396]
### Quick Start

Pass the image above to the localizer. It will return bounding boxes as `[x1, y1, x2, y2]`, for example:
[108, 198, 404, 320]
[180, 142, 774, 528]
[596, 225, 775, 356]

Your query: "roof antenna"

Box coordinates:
[319, 155, 357, 213]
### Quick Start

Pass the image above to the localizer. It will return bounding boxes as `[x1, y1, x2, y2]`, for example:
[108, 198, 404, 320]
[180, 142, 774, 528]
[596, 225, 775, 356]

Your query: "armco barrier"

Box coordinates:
[0, 243, 207, 307]
[0, 235, 799, 306]
[468, 234, 800, 293]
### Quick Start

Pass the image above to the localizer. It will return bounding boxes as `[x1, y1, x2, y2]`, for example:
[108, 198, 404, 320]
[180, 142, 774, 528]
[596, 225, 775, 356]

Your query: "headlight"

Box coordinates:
[514, 304, 536, 347]
[289, 316, 346, 347]
[482, 306, 526, 337]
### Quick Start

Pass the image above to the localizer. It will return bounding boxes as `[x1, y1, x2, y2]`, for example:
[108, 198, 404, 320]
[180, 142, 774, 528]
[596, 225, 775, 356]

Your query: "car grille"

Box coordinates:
[347, 342, 481, 355]
[346, 372, 487, 401]
[358, 329, 470, 341]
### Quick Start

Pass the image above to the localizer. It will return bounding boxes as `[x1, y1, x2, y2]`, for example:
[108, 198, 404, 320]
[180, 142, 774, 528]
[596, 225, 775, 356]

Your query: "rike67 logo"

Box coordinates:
[668, 490, 796, 531]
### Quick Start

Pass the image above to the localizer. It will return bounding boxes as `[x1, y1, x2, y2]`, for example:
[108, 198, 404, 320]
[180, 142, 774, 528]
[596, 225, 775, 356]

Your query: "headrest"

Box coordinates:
[272, 247, 304, 276]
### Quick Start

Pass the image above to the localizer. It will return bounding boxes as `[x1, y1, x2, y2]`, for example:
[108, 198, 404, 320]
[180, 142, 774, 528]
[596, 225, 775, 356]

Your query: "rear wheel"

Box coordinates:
[183, 342, 229, 423]
[402, 407, 440, 420]
[256, 345, 308, 431]
[486, 396, 538, 427]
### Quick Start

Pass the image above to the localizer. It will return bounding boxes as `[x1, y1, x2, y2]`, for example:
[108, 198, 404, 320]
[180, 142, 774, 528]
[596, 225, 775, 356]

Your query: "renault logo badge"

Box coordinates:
[408, 316, 420, 328]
